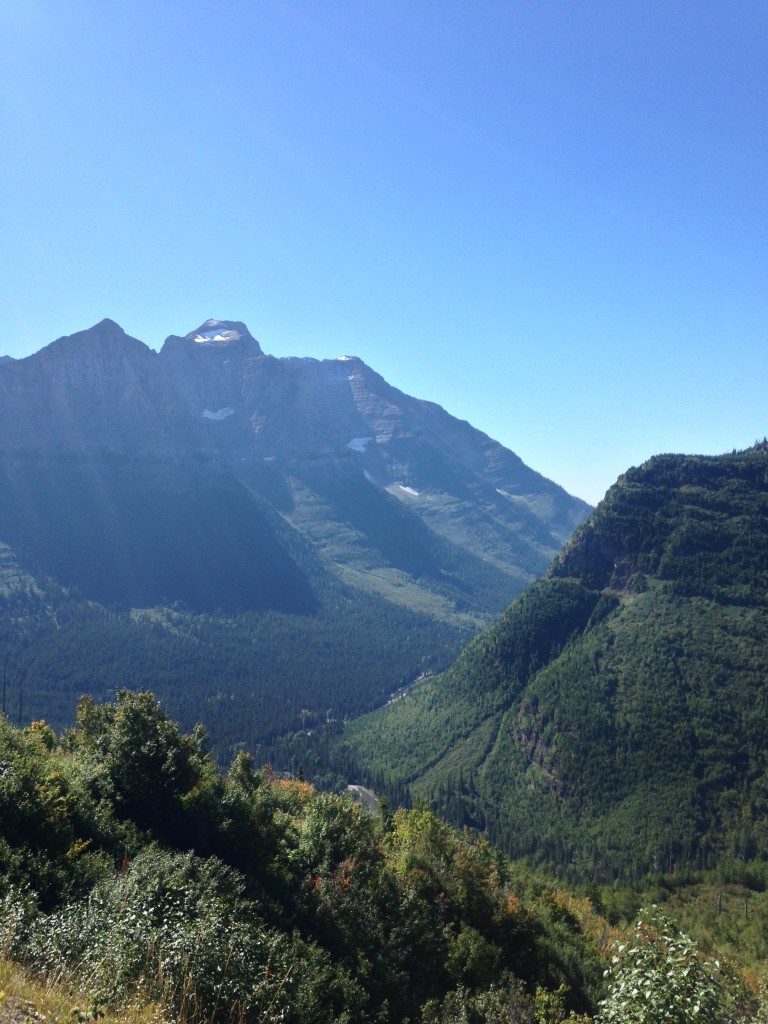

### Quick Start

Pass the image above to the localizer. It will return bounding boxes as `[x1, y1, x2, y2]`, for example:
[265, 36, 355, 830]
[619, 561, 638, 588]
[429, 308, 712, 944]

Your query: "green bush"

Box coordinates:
[24, 847, 281, 1017]
[597, 909, 750, 1023]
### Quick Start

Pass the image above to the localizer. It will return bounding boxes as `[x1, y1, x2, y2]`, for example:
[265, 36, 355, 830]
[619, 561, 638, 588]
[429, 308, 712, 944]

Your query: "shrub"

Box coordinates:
[24, 847, 289, 1021]
[597, 908, 748, 1024]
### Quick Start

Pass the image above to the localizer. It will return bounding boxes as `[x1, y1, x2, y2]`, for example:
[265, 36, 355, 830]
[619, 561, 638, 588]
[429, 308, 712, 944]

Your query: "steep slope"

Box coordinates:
[340, 446, 768, 879]
[0, 320, 313, 613]
[0, 318, 589, 624]
[158, 319, 590, 622]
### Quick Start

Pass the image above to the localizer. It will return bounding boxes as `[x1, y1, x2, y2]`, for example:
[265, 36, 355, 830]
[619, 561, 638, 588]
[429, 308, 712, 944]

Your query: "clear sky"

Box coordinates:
[1, 1, 765, 505]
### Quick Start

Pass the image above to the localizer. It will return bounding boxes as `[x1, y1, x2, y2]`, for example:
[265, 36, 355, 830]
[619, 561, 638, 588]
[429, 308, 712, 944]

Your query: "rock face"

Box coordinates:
[0, 319, 590, 619]
[0, 319, 195, 454]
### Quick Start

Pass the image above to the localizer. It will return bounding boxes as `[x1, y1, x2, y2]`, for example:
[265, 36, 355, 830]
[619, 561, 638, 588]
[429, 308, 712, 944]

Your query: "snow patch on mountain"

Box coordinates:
[194, 329, 241, 343]
[202, 407, 235, 421]
[347, 437, 373, 453]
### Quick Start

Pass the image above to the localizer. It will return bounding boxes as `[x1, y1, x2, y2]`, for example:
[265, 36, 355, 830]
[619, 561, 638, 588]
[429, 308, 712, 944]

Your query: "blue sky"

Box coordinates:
[1, 1, 765, 504]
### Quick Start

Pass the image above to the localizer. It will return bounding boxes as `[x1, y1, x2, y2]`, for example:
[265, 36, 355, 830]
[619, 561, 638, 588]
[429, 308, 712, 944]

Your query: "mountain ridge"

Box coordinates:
[339, 445, 768, 879]
[0, 318, 589, 619]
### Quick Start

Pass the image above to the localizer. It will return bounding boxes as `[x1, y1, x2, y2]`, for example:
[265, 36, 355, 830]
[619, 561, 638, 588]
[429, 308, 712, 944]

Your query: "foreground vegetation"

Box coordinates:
[1, 690, 604, 1022]
[3, 690, 764, 1022]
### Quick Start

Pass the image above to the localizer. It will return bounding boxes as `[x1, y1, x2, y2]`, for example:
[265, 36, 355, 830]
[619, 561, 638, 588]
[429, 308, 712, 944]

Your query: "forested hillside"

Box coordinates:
[339, 446, 768, 881]
[0, 541, 463, 772]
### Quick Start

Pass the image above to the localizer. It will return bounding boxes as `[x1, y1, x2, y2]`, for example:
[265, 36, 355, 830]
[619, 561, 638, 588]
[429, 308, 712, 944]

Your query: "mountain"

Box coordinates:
[0, 318, 588, 619]
[0, 318, 589, 763]
[156, 319, 589, 620]
[338, 446, 768, 880]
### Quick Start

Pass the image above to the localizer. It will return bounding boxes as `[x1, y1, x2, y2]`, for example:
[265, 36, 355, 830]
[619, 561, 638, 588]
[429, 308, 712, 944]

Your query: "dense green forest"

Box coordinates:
[338, 447, 768, 881]
[0, 552, 468, 774]
[1, 690, 764, 1023]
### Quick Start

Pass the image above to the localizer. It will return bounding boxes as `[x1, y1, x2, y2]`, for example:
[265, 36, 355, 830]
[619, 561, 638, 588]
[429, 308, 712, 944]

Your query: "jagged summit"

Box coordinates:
[67, 318, 130, 342]
[37, 318, 151, 361]
[11, 319, 155, 376]
[184, 319, 262, 352]
[94, 317, 124, 332]
[160, 319, 263, 363]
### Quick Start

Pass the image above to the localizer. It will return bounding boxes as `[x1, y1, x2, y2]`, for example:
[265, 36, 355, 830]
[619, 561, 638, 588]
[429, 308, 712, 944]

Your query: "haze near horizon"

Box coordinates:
[1, 1, 765, 505]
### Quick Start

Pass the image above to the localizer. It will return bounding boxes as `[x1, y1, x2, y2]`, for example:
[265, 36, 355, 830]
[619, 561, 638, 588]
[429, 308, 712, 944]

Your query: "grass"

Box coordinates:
[0, 958, 168, 1024]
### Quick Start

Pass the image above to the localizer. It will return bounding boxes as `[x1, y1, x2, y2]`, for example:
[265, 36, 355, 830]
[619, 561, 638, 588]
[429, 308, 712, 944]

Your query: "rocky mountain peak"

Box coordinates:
[183, 319, 263, 355]
[17, 320, 153, 379]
